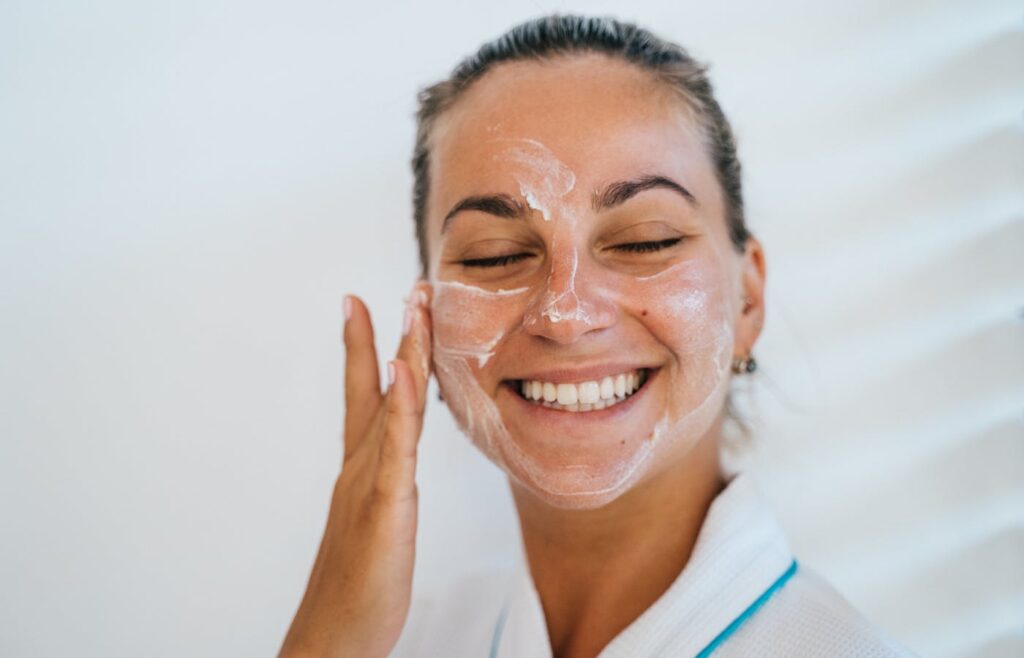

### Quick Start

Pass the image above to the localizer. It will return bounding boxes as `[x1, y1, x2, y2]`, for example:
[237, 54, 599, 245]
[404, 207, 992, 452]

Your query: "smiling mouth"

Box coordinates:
[507, 368, 652, 413]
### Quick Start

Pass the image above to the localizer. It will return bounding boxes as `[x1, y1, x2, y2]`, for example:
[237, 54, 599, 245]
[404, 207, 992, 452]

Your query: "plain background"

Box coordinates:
[1, 0, 1021, 656]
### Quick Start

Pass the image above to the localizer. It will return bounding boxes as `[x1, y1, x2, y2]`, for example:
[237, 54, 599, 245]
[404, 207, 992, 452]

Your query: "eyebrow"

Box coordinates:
[441, 194, 529, 233]
[591, 174, 699, 213]
[440, 173, 698, 233]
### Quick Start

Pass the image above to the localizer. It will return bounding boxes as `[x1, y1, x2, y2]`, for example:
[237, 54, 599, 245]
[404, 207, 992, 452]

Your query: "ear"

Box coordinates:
[734, 235, 767, 354]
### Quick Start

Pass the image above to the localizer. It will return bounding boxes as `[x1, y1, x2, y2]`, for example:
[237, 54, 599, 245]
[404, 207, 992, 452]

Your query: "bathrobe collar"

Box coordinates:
[491, 473, 795, 658]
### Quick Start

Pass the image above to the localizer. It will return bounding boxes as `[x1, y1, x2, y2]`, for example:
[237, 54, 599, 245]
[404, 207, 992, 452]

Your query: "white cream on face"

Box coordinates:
[430, 137, 737, 509]
[430, 279, 527, 464]
[495, 138, 596, 327]
[493, 138, 576, 222]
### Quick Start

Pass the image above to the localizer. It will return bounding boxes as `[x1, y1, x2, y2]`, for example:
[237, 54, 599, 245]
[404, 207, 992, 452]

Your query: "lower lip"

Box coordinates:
[502, 368, 659, 422]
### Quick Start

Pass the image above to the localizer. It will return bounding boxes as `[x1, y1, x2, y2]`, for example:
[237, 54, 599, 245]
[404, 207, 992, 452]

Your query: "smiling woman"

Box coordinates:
[279, 14, 914, 658]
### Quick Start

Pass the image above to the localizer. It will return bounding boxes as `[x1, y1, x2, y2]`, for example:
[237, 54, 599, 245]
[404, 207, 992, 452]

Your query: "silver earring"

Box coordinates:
[731, 353, 757, 375]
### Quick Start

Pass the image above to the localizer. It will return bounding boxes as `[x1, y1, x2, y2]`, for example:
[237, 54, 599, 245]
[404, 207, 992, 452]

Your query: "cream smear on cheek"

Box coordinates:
[630, 258, 737, 469]
[430, 280, 528, 465]
[430, 138, 736, 509]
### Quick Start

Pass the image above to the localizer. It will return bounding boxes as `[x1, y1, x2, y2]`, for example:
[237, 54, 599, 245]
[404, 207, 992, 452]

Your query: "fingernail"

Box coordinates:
[416, 290, 429, 307]
[387, 361, 396, 386]
[343, 295, 353, 322]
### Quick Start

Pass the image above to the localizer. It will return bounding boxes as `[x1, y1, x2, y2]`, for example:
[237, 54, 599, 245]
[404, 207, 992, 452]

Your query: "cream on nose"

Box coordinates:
[521, 246, 616, 341]
[521, 247, 587, 330]
[541, 249, 587, 324]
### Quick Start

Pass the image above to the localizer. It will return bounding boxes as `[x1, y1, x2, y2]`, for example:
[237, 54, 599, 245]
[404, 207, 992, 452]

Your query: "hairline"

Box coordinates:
[417, 52, 718, 273]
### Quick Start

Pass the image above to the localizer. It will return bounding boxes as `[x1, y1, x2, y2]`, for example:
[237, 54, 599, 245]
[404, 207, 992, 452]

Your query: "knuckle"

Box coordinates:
[385, 396, 422, 419]
[379, 428, 415, 462]
[369, 479, 390, 507]
[378, 433, 399, 462]
[369, 478, 403, 510]
[369, 478, 416, 514]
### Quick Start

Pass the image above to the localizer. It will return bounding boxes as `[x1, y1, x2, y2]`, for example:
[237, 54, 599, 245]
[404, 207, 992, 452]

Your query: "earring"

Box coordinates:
[731, 353, 757, 375]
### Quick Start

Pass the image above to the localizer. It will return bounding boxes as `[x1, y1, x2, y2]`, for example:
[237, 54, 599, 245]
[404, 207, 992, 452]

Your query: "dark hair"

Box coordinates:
[411, 14, 756, 438]
[410, 13, 751, 275]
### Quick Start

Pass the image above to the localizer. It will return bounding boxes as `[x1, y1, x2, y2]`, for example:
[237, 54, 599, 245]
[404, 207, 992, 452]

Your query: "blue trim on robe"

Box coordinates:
[696, 559, 799, 657]
[489, 559, 799, 658]
[489, 601, 510, 658]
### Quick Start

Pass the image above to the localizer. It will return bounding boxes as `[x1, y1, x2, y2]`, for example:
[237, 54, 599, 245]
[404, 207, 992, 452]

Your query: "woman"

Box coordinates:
[280, 15, 913, 658]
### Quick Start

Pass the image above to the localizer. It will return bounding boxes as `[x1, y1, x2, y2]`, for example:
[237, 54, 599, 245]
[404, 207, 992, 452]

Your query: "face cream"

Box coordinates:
[429, 138, 738, 509]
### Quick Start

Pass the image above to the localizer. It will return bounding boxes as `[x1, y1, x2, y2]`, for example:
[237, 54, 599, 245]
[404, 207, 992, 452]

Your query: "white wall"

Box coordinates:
[1, 1, 1020, 656]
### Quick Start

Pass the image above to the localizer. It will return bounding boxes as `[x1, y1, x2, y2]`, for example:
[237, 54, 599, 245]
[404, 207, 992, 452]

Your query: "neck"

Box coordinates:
[509, 417, 726, 658]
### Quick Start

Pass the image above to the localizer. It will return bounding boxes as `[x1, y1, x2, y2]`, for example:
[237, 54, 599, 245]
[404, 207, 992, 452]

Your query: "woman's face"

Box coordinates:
[423, 54, 760, 509]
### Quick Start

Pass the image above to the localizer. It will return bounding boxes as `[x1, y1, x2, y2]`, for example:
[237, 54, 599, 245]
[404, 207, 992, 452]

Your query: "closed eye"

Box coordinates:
[460, 238, 682, 267]
[611, 238, 683, 253]
[460, 252, 533, 268]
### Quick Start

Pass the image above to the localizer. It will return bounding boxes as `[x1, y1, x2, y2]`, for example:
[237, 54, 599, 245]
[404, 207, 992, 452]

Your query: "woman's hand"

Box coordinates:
[279, 283, 433, 658]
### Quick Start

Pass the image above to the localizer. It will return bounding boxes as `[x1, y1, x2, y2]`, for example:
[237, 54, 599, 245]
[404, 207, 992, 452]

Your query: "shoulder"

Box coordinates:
[389, 567, 512, 658]
[719, 564, 917, 657]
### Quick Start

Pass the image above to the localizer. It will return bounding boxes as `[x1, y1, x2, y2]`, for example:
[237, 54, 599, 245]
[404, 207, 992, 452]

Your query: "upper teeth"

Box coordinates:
[519, 370, 646, 411]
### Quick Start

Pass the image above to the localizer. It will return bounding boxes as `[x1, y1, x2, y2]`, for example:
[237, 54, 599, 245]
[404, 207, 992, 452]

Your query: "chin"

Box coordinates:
[498, 435, 659, 510]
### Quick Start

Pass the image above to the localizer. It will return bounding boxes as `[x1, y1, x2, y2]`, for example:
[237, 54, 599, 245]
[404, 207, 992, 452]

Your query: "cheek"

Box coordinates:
[427, 283, 527, 464]
[656, 287, 726, 358]
[620, 260, 732, 356]
[431, 282, 529, 369]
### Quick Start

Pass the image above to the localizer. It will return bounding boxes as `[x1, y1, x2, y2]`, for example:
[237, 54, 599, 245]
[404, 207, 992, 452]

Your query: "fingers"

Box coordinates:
[343, 295, 381, 460]
[395, 281, 433, 407]
[342, 281, 432, 475]
[375, 359, 422, 502]
[375, 281, 433, 502]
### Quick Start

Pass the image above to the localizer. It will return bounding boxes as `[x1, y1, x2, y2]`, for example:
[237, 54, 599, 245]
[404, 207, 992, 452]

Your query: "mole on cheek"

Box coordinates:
[642, 309, 648, 316]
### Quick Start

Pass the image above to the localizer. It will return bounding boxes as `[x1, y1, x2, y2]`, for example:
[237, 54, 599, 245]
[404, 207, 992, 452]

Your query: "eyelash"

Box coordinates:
[613, 237, 683, 253]
[460, 238, 683, 268]
[460, 253, 532, 268]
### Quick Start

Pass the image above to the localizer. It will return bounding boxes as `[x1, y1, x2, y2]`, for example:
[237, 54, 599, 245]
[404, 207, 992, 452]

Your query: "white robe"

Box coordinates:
[391, 474, 915, 657]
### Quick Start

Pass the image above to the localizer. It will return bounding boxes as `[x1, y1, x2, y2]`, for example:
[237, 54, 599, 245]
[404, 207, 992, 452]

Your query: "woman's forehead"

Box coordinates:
[431, 56, 703, 168]
[427, 57, 719, 230]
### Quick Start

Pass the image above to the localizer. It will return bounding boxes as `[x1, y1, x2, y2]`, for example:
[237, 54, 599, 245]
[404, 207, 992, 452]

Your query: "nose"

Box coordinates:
[522, 244, 616, 344]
